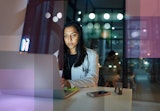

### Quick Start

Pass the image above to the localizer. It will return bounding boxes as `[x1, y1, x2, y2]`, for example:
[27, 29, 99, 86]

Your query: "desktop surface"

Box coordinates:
[54, 87, 132, 111]
[0, 87, 132, 111]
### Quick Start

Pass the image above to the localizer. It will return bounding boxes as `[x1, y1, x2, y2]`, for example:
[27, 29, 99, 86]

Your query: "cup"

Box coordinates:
[114, 81, 123, 95]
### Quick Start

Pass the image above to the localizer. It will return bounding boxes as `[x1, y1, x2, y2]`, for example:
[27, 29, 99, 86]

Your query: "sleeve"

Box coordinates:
[68, 49, 99, 88]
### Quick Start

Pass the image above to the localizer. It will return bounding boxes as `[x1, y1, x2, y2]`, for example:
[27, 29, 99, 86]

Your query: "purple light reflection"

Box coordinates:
[126, 16, 160, 58]
[126, 0, 160, 58]
[0, 94, 34, 111]
[0, 69, 34, 89]
[0, 92, 54, 111]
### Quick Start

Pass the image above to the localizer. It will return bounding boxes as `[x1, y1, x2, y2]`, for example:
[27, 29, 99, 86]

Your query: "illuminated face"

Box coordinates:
[64, 26, 79, 54]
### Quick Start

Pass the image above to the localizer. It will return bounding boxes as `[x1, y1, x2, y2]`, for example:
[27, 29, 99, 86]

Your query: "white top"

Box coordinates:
[68, 48, 99, 88]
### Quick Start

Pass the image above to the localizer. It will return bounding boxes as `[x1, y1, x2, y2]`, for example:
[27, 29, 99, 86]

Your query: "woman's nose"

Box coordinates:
[68, 35, 72, 41]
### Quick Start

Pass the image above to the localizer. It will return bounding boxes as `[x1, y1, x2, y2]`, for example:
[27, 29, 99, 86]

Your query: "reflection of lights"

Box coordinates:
[52, 16, 58, 22]
[101, 30, 109, 38]
[87, 23, 93, 29]
[117, 13, 123, 20]
[108, 65, 112, 68]
[77, 17, 81, 22]
[147, 52, 150, 56]
[89, 13, 95, 19]
[131, 31, 140, 38]
[57, 12, 62, 19]
[112, 27, 115, 30]
[20, 38, 30, 52]
[94, 23, 100, 29]
[143, 60, 149, 66]
[142, 29, 147, 32]
[45, 11, 63, 22]
[104, 23, 111, 29]
[115, 52, 118, 55]
[45, 12, 51, 19]
[103, 13, 110, 20]
[113, 65, 117, 68]
[78, 11, 81, 15]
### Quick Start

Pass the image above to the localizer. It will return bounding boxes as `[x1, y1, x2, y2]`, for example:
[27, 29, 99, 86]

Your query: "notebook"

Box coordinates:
[0, 51, 79, 99]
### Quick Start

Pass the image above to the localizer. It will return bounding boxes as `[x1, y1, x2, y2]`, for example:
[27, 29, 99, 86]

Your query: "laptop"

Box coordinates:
[0, 51, 79, 99]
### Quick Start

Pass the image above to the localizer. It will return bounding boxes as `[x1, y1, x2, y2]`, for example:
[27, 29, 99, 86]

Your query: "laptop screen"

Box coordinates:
[0, 51, 62, 98]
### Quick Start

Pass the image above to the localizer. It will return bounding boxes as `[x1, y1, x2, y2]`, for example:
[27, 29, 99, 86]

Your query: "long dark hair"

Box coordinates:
[63, 21, 87, 68]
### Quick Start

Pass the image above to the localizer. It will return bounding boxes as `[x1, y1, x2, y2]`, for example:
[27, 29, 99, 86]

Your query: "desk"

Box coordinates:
[0, 87, 132, 111]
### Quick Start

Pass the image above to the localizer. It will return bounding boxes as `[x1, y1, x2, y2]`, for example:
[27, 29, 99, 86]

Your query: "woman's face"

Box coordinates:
[64, 26, 79, 54]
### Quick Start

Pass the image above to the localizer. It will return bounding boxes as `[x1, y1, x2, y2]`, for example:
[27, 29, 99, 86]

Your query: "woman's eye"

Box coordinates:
[71, 33, 77, 37]
[64, 33, 78, 38]
[64, 34, 67, 37]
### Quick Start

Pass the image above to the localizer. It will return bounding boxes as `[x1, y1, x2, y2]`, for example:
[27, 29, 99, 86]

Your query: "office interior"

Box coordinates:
[0, 0, 160, 111]
[65, 0, 160, 105]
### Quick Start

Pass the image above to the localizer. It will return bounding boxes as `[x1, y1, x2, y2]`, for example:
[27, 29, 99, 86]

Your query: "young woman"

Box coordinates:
[62, 21, 99, 88]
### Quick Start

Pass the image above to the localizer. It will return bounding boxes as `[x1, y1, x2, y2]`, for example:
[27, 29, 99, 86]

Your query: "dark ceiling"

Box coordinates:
[76, 0, 124, 14]
[90, 0, 124, 9]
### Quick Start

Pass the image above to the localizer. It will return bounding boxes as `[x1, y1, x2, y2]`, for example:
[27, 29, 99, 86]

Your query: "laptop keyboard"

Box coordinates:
[64, 87, 79, 96]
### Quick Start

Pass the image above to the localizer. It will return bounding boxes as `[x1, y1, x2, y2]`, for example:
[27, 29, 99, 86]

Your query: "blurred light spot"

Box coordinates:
[104, 23, 111, 29]
[57, 12, 62, 19]
[89, 13, 95, 19]
[94, 23, 100, 29]
[52, 16, 58, 22]
[104, 13, 110, 20]
[45, 12, 51, 19]
[78, 11, 81, 15]
[77, 17, 81, 22]
[87, 23, 93, 29]
[117, 13, 123, 20]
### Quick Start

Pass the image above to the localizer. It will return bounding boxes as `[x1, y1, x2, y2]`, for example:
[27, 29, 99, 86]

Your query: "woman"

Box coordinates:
[62, 21, 99, 88]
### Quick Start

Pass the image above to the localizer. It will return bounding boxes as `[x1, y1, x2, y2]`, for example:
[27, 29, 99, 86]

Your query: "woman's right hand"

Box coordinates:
[61, 78, 71, 88]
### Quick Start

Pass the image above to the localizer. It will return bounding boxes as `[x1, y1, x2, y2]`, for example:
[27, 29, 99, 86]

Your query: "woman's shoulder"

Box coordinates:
[86, 48, 98, 55]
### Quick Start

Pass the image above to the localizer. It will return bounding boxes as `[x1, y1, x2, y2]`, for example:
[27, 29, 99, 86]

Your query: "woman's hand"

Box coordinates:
[61, 78, 71, 88]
